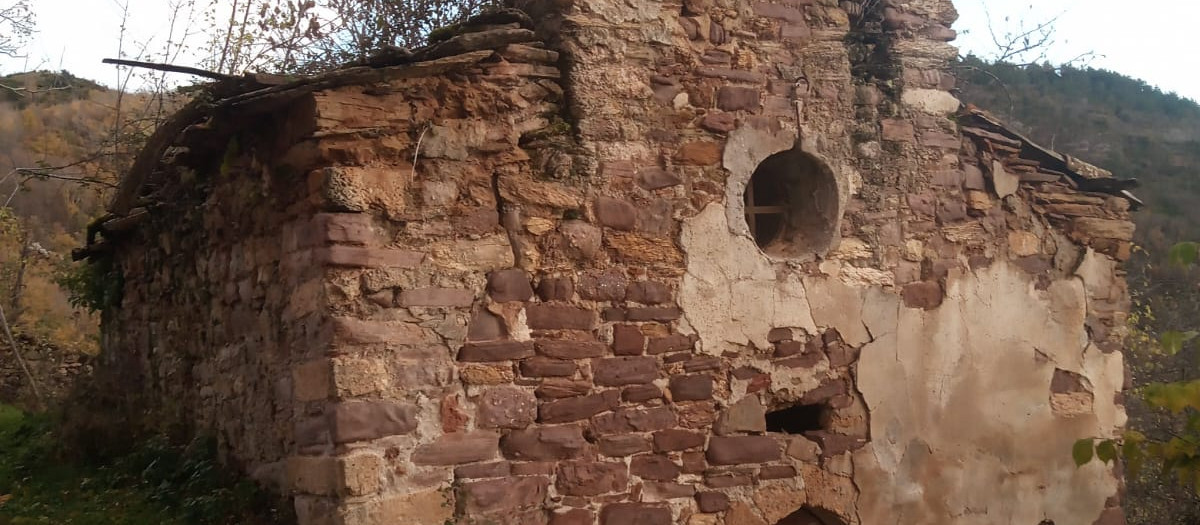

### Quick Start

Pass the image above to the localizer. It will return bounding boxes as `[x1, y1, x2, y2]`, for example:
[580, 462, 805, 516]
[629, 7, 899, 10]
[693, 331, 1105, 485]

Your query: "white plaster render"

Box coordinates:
[854, 262, 1124, 525]
[680, 203, 818, 353]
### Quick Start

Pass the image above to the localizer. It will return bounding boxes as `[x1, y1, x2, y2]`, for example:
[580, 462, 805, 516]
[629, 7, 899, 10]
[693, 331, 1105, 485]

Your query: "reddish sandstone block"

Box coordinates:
[599, 503, 671, 525]
[717, 86, 761, 112]
[537, 277, 575, 301]
[453, 207, 500, 236]
[644, 482, 696, 500]
[521, 357, 577, 378]
[477, 386, 537, 429]
[599, 434, 653, 457]
[638, 168, 682, 190]
[459, 476, 549, 514]
[592, 406, 676, 434]
[467, 310, 508, 341]
[622, 384, 663, 403]
[489, 269, 535, 302]
[703, 469, 754, 488]
[313, 213, 374, 245]
[696, 491, 730, 513]
[633, 453, 681, 481]
[714, 396, 767, 435]
[706, 436, 781, 465]
[594, 197, 637, 231]
[410, 431, 500, 466]
[626, 280, 672, 304]
[801, 379, 847, 404]
[767, 328, 793, 342]
[536, 340, 607, 359]
[440, 394, 469, 433]
[601, 160, 636, 178]
[540, 390, 621, 423]
[459, 341, 535, 362]
[329, 401, 418, 444]
[686, 357, 720, 373]
[670, 374, 714, 401]
[612, 324, 646, 355]
[331, 317, 433, 345]
[526, 305, 599, 330]
[701, 112, 736, 133]
[774, 340, 805, 358]
[647, 334, 692, 354]
[295, 416, 331, 452]
[455, 461, 512, 479]
[759, 465, 798, 480]
[921, 130, 961, 149]
[556, 461, 630, 496]
[578, 270, 629, 301]
[500, 425, 588, 460]
[550, 509, 594, 525]
[902, 281, 943, 310]
[536, 379, 592, 399]
[511, 461, 555, 476]
[653, 429, 706, 452]
[593, 356, 659, 386]
[682, 451, 707, 473]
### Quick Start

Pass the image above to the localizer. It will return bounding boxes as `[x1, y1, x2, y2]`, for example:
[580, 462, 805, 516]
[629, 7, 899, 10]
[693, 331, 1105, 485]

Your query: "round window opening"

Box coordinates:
[742, 149, 839, 258]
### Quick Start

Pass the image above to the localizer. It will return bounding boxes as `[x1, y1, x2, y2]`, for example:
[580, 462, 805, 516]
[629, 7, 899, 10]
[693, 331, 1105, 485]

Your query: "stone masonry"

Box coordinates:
[84, 1, 1134, 524]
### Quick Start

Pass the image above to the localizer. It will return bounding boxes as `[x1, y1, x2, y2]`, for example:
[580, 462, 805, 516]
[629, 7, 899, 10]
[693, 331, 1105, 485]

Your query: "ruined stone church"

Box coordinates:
[81, 0, 1135, 523]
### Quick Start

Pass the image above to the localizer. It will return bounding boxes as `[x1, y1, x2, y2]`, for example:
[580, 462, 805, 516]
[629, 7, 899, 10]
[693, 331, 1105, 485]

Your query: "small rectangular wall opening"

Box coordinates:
[765, 403, 828, 434]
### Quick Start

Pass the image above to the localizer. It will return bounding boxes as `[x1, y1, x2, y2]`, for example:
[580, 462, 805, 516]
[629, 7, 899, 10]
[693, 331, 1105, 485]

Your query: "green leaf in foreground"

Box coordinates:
[1161, 331, 1199, 356]
[1096, 440, 1118, 464]
[1073, 438, 1095, 466]
[1169, 242, 1200, 267]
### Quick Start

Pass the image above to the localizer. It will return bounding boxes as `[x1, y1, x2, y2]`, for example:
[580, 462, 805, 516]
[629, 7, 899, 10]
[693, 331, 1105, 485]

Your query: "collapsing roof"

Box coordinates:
[958, 105, 1143, 209]
[77, 9, 544, 260]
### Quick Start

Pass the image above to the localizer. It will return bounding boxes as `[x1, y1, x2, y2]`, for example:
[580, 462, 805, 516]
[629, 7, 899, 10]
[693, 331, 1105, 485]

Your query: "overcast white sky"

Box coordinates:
[2, 0, 1198, 103]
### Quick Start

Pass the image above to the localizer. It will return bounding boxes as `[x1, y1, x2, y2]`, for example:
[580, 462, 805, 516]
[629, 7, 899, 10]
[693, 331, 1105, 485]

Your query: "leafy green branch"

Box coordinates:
[1075, 242, 1200, 492]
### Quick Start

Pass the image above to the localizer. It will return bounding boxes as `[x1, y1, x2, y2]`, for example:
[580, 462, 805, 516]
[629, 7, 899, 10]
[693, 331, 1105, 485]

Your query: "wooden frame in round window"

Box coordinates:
[742, 149, 839, 258]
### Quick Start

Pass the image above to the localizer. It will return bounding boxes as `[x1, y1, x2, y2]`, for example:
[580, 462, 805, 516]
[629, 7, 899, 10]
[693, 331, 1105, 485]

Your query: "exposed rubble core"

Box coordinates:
[83, 1, 1134, 524]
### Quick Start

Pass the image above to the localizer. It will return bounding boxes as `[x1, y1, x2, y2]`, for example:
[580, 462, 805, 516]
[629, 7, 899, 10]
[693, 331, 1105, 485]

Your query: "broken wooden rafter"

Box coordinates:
[102, 58, 235, 81]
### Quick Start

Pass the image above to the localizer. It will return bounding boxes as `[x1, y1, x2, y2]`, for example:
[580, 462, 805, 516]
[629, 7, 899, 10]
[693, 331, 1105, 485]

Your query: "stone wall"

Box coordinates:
[0, 335, 91, 406]
[92, 1, 1133, 524]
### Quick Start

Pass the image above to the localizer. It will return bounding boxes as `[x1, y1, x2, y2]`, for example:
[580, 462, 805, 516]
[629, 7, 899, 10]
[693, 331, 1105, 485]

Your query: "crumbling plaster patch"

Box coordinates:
[854, 262, 1124, 525]
[679, 196, 1123, 524]
[680, 203, 817, 354]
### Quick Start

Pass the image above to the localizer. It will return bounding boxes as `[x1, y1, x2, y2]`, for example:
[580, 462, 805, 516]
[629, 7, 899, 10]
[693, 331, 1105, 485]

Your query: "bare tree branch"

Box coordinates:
[0, 301, 43, 408]
[0, 0, 34, 58]
[101, 57, 233, 81]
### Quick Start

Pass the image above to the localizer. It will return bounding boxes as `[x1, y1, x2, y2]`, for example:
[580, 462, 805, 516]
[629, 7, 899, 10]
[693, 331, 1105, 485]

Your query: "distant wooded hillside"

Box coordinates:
[0, 71, 163, 355]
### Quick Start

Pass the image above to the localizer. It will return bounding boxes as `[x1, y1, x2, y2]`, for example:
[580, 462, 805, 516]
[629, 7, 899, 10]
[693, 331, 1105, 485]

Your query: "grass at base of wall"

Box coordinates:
[0, 404, 290, 525]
